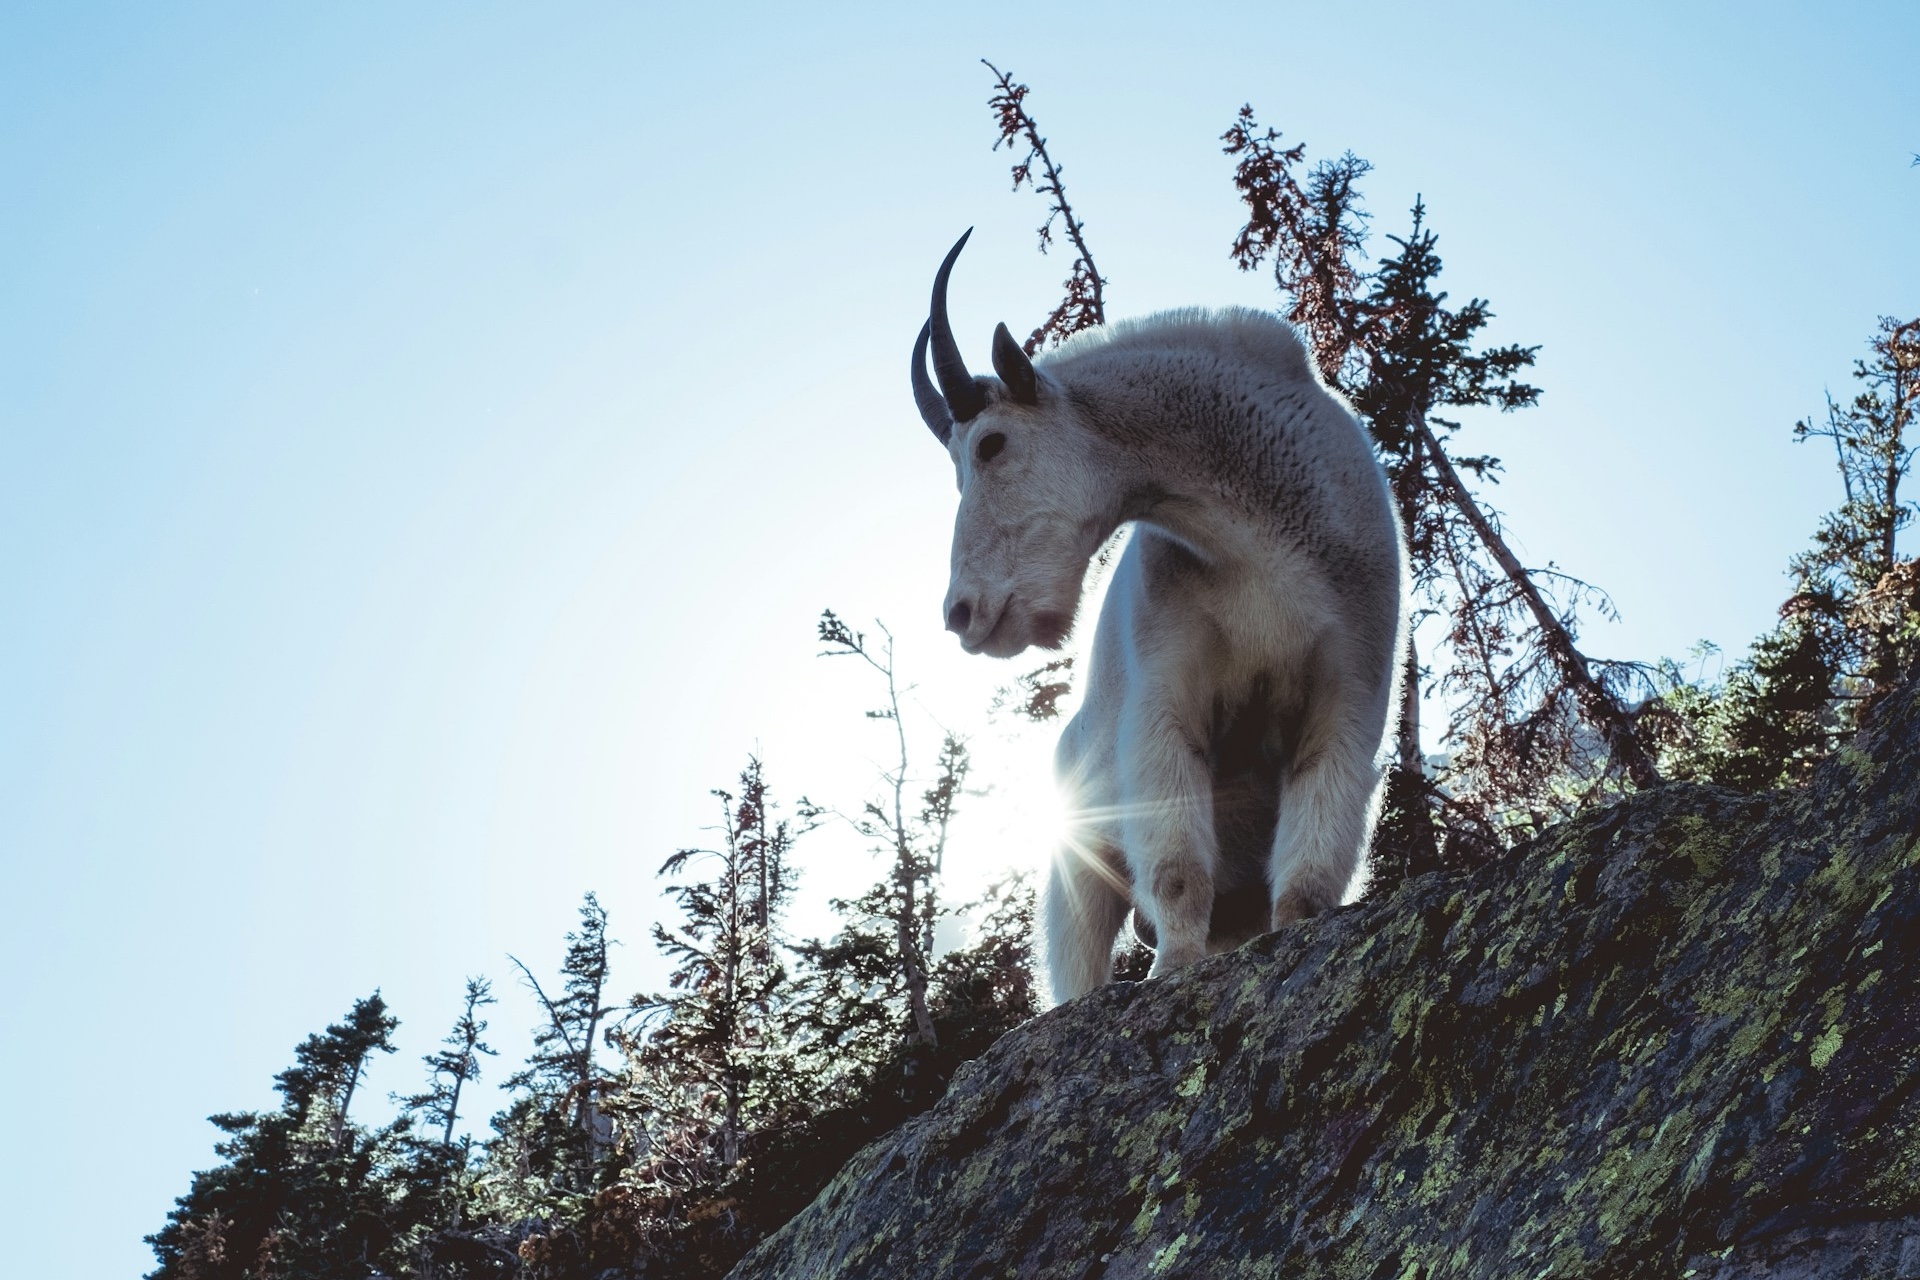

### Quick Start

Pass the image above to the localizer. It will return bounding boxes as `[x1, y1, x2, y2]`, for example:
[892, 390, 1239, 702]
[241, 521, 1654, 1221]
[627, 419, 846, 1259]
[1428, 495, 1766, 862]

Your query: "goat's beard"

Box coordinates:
[977, 564, 1085, 658]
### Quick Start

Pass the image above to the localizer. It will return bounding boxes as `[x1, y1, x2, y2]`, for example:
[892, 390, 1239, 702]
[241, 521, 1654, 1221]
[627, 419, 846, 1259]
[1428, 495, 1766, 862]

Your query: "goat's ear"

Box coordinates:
[991, 323, 1040, 405]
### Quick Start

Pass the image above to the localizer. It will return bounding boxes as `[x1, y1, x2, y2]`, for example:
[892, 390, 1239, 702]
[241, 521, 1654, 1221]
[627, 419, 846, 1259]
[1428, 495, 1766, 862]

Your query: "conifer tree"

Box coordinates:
[1656, 316, 1920, 788]
[799, 611, 971, 1104]
[927, 873, 1041, 1062]
[1219, 107, 1661, 872]
[147, 994, 420, 1280]
[406, 978, 498, 1151]
[275, 992, 400, 1147]
[614, 758, 802, 1190]
[390, 977, 499, 1270]
[482, 894, 619, 1222]
[1789, 315, 1920, 696]
[538, 652, 1022, 1278]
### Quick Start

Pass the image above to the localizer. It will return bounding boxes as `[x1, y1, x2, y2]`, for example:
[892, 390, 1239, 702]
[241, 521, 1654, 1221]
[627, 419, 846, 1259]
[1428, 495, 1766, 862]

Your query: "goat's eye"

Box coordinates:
[976, 432, 1007, 463]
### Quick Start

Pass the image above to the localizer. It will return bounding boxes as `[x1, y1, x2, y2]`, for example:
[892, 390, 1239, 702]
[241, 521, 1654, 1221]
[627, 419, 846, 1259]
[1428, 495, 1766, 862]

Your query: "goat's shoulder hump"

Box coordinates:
[1043, 307, 1314, 383]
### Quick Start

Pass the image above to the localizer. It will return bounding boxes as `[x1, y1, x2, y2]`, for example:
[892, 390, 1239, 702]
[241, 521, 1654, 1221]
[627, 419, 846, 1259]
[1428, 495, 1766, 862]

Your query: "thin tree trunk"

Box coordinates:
[1396, 642, 1424, 775]
[899, 892, 937, 1049]
[880, 636, 939, 1053]
[1367, 641, 1441, 887]
[1412, 413, 1662, 789]
[578, 998, 604, 1156]
[443, 1070, 464, 1148]
[1883, 457, 1900, 577]
[722, 1074, 742, 1168]
[1392, 409, 1430, 783]
[334, 1057, 363, 1150]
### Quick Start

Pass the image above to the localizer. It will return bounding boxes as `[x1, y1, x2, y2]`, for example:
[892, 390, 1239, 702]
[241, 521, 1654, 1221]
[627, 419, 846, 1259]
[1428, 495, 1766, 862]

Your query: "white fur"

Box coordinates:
[937, 308, 1406, 1003]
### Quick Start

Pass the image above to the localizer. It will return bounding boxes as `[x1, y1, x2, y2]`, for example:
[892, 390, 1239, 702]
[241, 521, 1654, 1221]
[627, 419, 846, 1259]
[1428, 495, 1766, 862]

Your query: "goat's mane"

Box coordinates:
[1038, 306, 1313, 382]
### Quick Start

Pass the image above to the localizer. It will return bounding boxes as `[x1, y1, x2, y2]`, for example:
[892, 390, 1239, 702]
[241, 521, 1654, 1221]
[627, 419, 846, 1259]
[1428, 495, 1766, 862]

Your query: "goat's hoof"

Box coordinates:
[1271, 888, 1320, 929]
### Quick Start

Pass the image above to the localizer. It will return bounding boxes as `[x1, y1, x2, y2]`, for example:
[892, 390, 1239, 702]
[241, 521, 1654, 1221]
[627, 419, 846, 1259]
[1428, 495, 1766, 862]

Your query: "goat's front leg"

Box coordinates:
[1119, 708, 1217, 977]
[1044, 840, 1131, 1003]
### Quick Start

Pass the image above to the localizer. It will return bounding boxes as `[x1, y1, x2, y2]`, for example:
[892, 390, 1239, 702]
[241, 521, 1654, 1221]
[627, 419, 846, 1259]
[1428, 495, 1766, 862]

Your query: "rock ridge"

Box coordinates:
[732, 679, 1920, 1279]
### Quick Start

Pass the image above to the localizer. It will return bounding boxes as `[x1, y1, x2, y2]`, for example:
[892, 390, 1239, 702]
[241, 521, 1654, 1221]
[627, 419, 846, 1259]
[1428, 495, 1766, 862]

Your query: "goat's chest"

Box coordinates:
[1141, 545, 1325, 674]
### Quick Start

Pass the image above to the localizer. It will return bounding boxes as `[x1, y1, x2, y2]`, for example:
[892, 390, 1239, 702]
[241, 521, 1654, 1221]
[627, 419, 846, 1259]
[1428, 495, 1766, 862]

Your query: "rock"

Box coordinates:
[729, 680, 1920, 1279]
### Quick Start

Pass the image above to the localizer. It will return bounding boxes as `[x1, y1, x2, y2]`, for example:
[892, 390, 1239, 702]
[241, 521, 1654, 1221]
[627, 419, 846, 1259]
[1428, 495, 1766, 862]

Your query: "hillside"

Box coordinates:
[731, 677, 1920, 1279]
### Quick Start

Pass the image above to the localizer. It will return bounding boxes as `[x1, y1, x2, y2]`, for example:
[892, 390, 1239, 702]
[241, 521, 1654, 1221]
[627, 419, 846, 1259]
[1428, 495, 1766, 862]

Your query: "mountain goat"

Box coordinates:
[910, 231, 1406, 1003]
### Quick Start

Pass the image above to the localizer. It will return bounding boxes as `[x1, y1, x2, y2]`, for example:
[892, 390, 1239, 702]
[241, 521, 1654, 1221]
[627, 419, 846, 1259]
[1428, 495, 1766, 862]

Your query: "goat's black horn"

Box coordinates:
[911, 320, 953, 444]
[991, 322, 1039, 404]
[930, 229, 988, 422]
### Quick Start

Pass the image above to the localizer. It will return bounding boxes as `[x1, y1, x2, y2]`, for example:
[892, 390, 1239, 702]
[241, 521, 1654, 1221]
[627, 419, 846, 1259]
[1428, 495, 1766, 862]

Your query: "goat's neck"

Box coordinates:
[1108, 451, 1265, 572]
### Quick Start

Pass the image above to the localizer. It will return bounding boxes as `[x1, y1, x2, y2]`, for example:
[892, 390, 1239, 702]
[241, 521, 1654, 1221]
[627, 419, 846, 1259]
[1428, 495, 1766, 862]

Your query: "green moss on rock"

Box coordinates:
[729, 678, 1920, 1280]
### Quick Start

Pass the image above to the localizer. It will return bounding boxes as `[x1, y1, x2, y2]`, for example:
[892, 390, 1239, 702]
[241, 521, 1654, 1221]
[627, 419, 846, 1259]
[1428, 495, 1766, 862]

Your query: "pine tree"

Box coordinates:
[718, 839, 1035, 1280]
[555, 761, 813, 1277]
[1789, 315, 1920, 696]
[927, 873, 1041, 1062]
[1220, 107, 1662, 878]
[799, 612, 970, 1106]
[1656, 316, 1920, 789]
[146, 994, 421, 1280]
[390, 977, 498, 1271]
[274, 992, 400, 1147]
[406, 978, 498, 1151]
[484, 894, 619, 1222]
[616, 758, 802, 1189]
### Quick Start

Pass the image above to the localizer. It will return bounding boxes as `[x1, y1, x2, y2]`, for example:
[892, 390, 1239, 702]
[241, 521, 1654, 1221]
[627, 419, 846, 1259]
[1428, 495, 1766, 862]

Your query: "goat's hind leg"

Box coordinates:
[1268, 689, 1388, 927]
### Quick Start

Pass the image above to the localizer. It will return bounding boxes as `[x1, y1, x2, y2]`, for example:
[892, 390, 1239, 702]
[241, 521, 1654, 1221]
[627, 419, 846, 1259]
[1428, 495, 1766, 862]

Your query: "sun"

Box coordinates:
[950, 729, 1065, 893]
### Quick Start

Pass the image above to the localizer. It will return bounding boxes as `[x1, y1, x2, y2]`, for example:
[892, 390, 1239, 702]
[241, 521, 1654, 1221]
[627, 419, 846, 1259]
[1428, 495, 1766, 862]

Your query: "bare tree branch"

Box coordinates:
[508, 954, 579, 1058]
[983, 60, 1105, 352]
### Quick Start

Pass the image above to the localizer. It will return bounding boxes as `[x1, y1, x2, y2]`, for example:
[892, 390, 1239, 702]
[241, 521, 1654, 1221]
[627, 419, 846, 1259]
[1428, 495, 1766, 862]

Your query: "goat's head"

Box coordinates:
[912, 231, 1110, 658]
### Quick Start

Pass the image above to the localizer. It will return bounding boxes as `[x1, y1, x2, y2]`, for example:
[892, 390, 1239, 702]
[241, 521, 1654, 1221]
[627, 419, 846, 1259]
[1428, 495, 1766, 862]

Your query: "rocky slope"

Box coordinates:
[730, 680, 1920, 1279]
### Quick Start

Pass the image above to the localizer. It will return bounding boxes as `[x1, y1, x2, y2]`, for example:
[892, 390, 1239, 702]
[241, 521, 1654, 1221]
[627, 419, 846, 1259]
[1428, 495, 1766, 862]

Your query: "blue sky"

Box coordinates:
[2, 4, 1915, 1275]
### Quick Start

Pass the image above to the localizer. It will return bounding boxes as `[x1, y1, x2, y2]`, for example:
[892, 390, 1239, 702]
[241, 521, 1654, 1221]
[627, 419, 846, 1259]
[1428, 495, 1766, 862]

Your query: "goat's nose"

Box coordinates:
[946, 600, 973, 636]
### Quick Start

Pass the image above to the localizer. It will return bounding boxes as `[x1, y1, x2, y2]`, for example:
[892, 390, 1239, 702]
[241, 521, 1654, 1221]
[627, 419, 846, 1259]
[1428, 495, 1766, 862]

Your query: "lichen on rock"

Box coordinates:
[729, 676, 1920, 1279]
